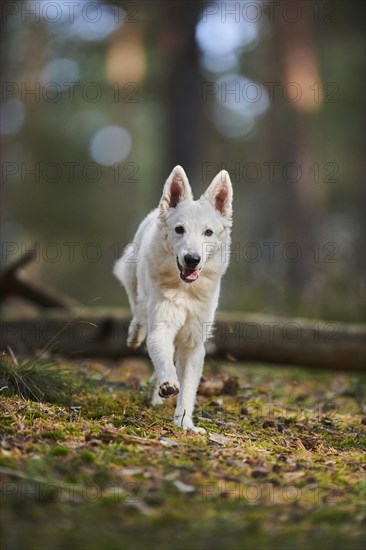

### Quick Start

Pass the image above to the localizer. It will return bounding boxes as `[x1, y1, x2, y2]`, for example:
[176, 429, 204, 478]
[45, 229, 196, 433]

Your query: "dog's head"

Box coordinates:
[158, 165, 233, 283]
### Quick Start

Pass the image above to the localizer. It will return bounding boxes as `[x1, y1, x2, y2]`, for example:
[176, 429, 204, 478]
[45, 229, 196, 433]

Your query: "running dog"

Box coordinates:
[114, 165, 233, 433]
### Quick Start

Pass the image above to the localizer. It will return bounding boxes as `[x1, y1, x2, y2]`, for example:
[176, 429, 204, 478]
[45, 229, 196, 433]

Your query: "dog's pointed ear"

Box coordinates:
[159, 166, 193, 214]
[203, 170, 233, 220]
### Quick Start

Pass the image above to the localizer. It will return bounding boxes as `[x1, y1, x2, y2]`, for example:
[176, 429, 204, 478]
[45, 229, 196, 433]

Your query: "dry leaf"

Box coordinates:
[173, 480, 195, 493]
[208, 432, 233, 446]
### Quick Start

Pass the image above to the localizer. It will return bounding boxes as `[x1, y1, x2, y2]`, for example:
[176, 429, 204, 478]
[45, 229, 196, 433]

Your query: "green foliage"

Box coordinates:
[0, 357, 81, 404]
[49, 445, 70, 457]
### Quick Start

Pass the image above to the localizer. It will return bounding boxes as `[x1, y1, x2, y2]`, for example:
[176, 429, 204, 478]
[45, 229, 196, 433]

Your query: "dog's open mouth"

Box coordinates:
[176, 258, 201, 283]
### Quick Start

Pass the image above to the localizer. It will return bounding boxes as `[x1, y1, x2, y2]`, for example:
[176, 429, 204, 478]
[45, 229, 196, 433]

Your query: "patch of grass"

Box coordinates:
[49, 445, 70, 457]
[0, 359, 365, 550]
[79, 393, 126, 419]
[0, 357, 81, 404]
[23, 409, 48, 420]
[41, 429, 67, 441]
[78, 450, 96, 464]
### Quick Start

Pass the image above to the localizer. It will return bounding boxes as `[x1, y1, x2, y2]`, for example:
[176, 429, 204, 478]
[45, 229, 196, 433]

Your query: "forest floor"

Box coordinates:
[1, 356, 365, 550]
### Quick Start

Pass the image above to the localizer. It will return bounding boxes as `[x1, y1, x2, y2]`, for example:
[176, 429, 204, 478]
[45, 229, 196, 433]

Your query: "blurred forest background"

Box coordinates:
[1, 0, 365, 321]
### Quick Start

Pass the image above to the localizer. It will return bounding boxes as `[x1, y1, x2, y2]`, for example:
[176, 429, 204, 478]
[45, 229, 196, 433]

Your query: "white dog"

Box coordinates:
[114, 165, 233, 433]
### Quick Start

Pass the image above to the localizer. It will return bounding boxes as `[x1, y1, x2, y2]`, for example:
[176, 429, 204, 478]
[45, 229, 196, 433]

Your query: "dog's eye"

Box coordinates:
[204, 229, 213, 237]
[175, 226, 185, 235]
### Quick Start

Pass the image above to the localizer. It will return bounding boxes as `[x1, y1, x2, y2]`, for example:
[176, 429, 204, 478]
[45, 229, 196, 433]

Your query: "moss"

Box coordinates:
[41, 429, 66, 441]
[0, 360, 365, 549]
[23, 409, 48, 421]
[49, 445, 70, 457]
[0, 456, 17, 469]
[78, 450, 96, 464]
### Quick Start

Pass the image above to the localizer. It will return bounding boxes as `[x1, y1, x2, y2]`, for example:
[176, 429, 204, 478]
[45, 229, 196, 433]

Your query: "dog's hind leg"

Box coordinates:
[114, 255, 146, 349]
[127, 319, 146, 349]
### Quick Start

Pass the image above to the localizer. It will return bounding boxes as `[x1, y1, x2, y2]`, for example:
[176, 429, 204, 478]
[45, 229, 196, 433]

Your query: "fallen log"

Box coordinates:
[0, 307, 365, 372]
[211, 312, 365, 372]
[0, 250, 79, 309]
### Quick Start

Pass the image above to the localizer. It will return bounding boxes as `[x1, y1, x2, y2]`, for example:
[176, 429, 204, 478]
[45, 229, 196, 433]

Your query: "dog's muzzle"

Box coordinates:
[176, 257, 201, 283]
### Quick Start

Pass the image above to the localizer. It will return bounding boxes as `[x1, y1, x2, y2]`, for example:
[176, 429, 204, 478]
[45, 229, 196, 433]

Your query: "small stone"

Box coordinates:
[159, 437, 179, 447]
[119, 468, 143, 476]
[306, 476, 317, 484]
[267, 477, 280, 486]
[321, 418, 334, 426]
[251, 468, 269, 478]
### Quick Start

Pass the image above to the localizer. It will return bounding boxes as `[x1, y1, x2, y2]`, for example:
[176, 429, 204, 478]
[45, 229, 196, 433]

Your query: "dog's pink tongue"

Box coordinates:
[185, 269, 199, 281]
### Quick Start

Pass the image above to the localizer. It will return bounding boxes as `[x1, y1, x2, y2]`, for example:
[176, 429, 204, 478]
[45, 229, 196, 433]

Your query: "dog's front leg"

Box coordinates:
[174, 343, 206, 434]
[146, 327, 180, 399]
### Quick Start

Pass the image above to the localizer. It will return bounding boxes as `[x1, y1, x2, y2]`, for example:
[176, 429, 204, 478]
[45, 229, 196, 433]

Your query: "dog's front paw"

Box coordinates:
[174, 416, 206, 434]
[186, 425, 206, 435]
[159, 381, 179, 398]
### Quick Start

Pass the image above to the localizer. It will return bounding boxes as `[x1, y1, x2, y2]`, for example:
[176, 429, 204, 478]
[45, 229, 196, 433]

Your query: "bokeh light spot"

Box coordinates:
[41, 58, 80, 88]
[0, 99, 25, 135]
[90, 126, 132, 166]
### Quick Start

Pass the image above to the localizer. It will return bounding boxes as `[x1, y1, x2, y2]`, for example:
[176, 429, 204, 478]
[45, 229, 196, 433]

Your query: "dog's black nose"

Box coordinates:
[184, 253, 201, 268]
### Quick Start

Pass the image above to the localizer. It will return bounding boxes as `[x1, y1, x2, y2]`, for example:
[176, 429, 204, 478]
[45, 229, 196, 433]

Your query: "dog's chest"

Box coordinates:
[157, 277, 209, 311]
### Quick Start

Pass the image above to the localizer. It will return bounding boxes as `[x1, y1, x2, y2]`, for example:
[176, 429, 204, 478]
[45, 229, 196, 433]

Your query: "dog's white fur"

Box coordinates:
[114, 166, 233, 433]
